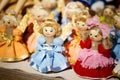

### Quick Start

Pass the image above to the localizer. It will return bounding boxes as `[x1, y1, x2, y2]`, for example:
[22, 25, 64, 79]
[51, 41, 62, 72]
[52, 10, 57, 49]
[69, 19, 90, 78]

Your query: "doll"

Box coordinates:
[40, 0, 62, 22]
[30, 19, 69, 73]
[73, 16, 114, 79]
[0, 14, 29, 62]
[61, 1, 90, 27]
[110, 14, 120, 63]
[60, 1, 90, 41]
[64, 18, 90, 66]
[100, 5, 116, 26]
[23, 6, 49, 53]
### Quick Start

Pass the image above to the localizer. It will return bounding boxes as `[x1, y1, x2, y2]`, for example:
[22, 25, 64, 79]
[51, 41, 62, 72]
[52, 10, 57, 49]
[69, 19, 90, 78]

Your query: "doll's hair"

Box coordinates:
[2, 14, 18, 27]
[39, 19, 62, 37]
[30, 7, 49, 17]
[41, 0, 57, 10]
[90, 26, 112, 49]
[103, 5, 116, 16]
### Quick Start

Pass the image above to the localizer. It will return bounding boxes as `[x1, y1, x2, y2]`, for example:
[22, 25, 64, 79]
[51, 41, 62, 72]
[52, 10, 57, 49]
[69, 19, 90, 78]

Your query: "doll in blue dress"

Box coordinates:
[110, 14, 120, 63]
[30, 19, 69, 73]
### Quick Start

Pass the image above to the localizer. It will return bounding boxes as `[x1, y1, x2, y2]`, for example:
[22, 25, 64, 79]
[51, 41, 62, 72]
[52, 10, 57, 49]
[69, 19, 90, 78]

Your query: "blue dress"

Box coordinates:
[110, 26, 120, 63]
[30, 36, 69, 73]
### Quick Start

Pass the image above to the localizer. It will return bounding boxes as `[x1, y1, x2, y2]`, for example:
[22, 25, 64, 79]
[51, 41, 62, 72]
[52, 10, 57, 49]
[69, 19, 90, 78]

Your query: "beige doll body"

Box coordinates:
[0, 14, 29, 62]
[30, 19, 69, 73]
[23, 6, 49, 53]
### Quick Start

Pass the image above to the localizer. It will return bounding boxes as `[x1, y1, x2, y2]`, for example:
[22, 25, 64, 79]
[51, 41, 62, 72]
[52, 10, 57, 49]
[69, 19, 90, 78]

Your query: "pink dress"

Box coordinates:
[73, 39, 114, 79]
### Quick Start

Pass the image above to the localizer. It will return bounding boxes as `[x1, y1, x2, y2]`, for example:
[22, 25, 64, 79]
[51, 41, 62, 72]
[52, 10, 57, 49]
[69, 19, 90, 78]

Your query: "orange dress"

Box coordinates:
[64, 30, 81, 66]
[0, 26, 29, 62]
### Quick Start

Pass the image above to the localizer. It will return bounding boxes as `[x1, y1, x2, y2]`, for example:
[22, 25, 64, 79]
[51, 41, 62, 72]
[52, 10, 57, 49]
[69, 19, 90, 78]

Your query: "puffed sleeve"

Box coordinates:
[36, 36, 46, 50]
[53, 38, 65, 52]
[98, 44, 111, 58]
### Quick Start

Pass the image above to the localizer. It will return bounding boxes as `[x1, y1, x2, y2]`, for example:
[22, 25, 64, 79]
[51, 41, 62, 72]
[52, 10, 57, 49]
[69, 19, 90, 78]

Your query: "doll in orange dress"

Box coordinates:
[73, 16, 114, 79]
[0, 14, 29, 62]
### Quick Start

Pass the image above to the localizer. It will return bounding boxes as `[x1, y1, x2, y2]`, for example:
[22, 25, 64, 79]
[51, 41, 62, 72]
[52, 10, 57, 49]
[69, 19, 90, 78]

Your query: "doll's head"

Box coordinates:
[64, 1, 86, 20]
[103, 5, 116, 18]
[41, 0, 57, 11]
[89, 27, 103, 42]
[30, 7, 49, 21]
[114, 14, 120, 30]
[2, 14, 18, 27]
[76, 18, 88, 31]
[39, 19, 61, 37]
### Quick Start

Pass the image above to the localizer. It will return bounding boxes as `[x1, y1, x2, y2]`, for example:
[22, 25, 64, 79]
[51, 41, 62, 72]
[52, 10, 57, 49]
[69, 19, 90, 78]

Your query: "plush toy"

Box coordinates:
[0, 14, 29, 62]
[110, 14, 120, 63]
[30, 19, 69, 73]
[73, 16, 114, 79]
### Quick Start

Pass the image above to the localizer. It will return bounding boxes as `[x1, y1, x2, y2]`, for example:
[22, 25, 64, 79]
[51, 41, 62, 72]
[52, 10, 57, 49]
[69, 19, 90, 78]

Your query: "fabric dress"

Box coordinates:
[73, 38, 114, 79]
[110, 26, 120, 63]
[0, 25, 29, 62]
[64, 30, 81, 66]
[30, 36, 69, 73]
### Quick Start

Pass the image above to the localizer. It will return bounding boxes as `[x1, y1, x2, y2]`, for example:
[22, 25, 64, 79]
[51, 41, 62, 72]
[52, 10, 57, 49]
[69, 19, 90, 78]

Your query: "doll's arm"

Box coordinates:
[0, 0, 9, 12]
[17, 14, 29, 33]
[98, 44, 111, 58]
[14, 0, 26, 15]
[59, 22, 73, 41]
[33, 20, 42, 36]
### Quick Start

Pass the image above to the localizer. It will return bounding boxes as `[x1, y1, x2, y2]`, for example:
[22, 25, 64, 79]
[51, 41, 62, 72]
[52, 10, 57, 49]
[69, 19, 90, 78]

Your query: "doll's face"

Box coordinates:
[3, 16, 17, 27]
[76, 21, 88, 31]
[41, 0, 57, 10]
[103, 8, 114, 17]
[43, 27, 56, 37]
[32, 10, 49, 21]
[89, 29, 102, 41]
[114, 19, 120, 29]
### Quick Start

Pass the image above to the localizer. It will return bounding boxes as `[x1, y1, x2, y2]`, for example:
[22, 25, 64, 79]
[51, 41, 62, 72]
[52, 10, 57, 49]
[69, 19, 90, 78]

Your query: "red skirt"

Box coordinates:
[73, 60, 114, 79]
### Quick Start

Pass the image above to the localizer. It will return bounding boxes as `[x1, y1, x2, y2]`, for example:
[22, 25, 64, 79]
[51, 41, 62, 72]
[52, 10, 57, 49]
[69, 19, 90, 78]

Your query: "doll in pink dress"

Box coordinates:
[73, 16, 114, 79]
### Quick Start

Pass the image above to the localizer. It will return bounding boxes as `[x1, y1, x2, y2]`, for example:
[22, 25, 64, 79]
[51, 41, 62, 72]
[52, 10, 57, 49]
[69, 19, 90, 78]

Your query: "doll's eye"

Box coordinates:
[45, 29, 48, 32]
[114, 22, 117, 24]
[3, 21, 5, 23]
[38, 15, 41, 18]
[94, 34, 97, 37]
[109, 12, 112, 14]
[7, 21, 10, 24]
[50, 29, 53, 32]
[82, 24, 85, 26]
[89, 33, 92, 36]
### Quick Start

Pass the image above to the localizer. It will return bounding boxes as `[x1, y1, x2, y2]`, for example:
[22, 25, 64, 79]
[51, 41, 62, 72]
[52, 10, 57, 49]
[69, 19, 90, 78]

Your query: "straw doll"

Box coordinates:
[100, 5, 116, 26]
[60, 1, 90, 41]
[23, 6, 49, 53]
[30, 19, 69, 73]
[0, 14, 29, 62]
[73, 16, 114, 79]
